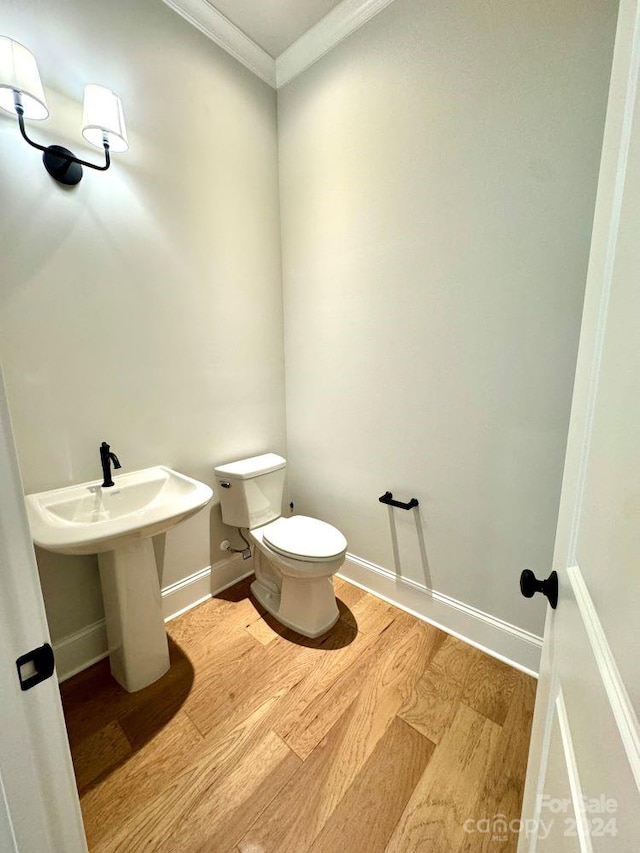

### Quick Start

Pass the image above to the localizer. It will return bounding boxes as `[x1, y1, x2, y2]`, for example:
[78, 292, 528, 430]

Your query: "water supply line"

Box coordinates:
[225, 528, 252, 560]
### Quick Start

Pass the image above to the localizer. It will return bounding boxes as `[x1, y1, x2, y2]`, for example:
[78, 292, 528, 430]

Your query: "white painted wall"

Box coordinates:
[0, 0, 285, 642]
[278, 0, 618, 637]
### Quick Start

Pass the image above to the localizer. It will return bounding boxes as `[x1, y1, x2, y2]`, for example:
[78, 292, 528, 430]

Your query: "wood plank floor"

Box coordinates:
[60, 576, 536, 852]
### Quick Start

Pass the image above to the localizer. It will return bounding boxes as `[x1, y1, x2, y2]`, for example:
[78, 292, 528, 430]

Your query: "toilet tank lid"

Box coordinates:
[214, 453, 286, 480]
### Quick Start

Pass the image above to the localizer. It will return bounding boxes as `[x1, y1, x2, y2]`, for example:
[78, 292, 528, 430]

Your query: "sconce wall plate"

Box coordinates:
[42, 145, 83, 185]
[0, 36, 127, 186]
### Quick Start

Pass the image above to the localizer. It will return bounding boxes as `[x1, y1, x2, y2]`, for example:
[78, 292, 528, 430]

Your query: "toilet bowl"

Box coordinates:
[250, 515, 346, 638]
[214, 454, 347, 638]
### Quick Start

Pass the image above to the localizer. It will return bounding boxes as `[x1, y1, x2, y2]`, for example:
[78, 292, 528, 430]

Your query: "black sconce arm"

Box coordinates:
[15, 106, 110, 172]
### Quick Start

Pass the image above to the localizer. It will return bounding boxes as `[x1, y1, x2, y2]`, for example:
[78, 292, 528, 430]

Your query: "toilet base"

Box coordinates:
[251, 576, 339, 639]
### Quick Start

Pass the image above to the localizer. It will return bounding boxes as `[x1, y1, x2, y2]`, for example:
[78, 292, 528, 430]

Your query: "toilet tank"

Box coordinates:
[214, 453, 286, 529]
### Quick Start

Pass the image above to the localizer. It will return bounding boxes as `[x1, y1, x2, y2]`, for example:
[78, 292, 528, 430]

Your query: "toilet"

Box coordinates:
[214, 453, 347, 638]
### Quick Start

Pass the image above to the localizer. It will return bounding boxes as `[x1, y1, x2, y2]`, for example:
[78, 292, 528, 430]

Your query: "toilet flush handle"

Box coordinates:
[220, 481, 231, 489]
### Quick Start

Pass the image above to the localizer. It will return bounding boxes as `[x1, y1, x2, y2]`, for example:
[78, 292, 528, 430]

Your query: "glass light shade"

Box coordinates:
[82, 84, 128, 153]
[0, 36, 48, 119]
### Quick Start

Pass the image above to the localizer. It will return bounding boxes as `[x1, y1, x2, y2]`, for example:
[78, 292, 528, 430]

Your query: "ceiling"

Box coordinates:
[208, 0, 345, 58]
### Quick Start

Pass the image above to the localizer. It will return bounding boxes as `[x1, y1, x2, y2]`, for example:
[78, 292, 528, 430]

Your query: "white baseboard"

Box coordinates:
[54, 549, 541, 681]
[161, 553, 253, 623]
[339, 553, 542, 677]
[53, 619, 110, 684]
[53, 553, 253, 683]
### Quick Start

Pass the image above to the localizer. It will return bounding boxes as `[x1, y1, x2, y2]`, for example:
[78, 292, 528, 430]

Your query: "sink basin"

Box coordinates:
[25, 466, 213, 693]
[26, 465, 213, 556]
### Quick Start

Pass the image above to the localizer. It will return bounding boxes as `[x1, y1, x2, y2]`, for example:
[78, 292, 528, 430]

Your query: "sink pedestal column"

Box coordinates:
[98, 539, 170, 692]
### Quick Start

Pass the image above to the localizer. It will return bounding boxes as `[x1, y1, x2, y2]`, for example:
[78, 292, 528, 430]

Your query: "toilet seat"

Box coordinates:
[262, 515, 347, 562]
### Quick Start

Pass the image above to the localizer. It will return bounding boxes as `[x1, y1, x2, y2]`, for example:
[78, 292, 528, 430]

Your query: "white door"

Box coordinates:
[0, 367, 87, 853]
[518, 0, 640, 849]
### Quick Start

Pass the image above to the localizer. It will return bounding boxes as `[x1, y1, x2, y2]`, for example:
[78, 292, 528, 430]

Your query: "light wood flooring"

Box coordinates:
[61, 576, 536, 852]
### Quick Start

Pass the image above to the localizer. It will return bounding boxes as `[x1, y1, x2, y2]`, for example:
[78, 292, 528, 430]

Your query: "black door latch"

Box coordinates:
[16, 643, 55, 691]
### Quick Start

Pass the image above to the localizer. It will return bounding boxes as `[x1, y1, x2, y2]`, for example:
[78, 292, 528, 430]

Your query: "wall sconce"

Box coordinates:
[0, 36, 128, 186]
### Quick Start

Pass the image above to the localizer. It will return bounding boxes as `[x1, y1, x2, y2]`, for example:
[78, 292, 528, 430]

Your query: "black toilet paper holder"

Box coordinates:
[379, 491, 419, 510]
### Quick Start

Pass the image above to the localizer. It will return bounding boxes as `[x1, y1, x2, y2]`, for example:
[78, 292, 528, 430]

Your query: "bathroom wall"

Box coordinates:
[0, 0, 285, 643]
[278, 0, 618, 642]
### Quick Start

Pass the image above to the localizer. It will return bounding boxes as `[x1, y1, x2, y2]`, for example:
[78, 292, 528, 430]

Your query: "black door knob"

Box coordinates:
[520, 569, 558, 609]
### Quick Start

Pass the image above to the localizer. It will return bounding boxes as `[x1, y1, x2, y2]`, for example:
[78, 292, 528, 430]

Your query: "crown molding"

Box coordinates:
[161, 0, 277, 88]
[161, 0, 398, 90]
[276, 0, 398, 87]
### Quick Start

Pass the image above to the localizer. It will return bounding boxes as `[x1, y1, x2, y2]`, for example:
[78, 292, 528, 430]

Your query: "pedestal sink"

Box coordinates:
[25, 466, 213, 692]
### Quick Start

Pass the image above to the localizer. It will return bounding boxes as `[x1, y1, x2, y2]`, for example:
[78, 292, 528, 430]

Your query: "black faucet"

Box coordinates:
[100, 441, 121, 487]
